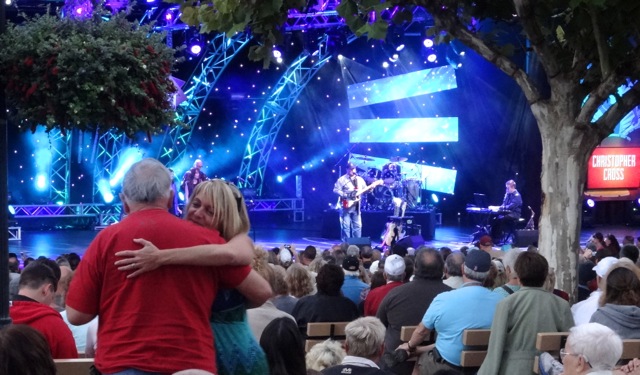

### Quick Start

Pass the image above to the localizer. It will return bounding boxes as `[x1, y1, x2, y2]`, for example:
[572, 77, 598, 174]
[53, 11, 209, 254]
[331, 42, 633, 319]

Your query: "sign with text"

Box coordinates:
[587, 147, 640, 189]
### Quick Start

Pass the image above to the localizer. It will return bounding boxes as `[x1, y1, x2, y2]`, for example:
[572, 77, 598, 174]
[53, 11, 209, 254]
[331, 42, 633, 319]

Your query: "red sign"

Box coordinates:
[587, 147, 640, 189]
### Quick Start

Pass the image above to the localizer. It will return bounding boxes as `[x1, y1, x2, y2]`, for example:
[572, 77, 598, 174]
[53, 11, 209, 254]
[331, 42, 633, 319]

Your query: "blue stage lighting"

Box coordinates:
[179, 192, 185, 201]
[109, 148, 143, 187]
[35, 174, 48, 190]
[431, 194, 439, 203]
[8, 205, 15, 215]
[586, 199, 595, 208]
[423, 38, 434, 48]
[277, 176, 284, 183]
[98, 179, 115, 203]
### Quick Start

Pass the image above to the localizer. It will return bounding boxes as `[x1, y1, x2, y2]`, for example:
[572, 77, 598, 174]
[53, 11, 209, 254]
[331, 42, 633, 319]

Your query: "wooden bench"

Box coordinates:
[399, 326, 489, 367]
[460, 329, 491, 368]
[533, 332, 640, 373]
[54, 358, 94, 375]
[305, 322, 348, 352]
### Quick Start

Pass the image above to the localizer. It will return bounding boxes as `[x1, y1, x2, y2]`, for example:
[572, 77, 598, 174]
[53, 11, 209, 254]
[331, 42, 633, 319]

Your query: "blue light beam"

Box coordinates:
[349, 118, 458, 143]
[347, 65, 458, 109]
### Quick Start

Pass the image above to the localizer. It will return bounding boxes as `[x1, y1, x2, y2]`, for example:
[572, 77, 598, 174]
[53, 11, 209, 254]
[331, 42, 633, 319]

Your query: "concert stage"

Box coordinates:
[321, 209, 437, 242]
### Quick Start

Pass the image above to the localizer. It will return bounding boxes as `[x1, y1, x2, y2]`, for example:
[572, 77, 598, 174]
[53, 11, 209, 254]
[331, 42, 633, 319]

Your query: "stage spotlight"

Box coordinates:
[273, 48, 282, 59]
[389, 54, 399, 63]
[5, 0, 12, 5]
[431, 193, 439, 204]
[178, 192, 185, 202]
[423, 38, 434, 48]
[427, 53, 437, 63]
[395, 44, 405, 52]
[98, 179, 115, 203]
[337, 54, 344, 60]
[382, 61, 389, 68]
[586, 198, 595, 208]
[109, 148, 143, 187]
[8, 205, 15, 217]
[165, 11, 173, 21]
[277, 176, 284, 183]
[189, 42, 203, 56]
[35, 174, 48, 191]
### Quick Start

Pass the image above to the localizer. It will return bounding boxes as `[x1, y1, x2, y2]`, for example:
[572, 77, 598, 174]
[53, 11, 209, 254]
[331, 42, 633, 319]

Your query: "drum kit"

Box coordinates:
[352, 156, 423, 211]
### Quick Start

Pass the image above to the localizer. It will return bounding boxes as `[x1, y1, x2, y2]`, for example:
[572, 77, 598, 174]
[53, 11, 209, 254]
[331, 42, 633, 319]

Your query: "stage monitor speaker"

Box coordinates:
[514, 229, 539, 248]
[347, 237, 372, 250]
[394, 235, 425, 255]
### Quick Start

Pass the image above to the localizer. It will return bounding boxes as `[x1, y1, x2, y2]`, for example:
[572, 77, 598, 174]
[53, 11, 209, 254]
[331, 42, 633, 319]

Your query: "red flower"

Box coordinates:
[51, 67, 59, 75]
[24, 57, 34, 67]
[146, 45, 156, 54]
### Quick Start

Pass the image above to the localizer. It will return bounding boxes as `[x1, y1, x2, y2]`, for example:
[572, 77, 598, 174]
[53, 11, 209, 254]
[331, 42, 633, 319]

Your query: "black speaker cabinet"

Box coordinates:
[514, 229, 539, 248]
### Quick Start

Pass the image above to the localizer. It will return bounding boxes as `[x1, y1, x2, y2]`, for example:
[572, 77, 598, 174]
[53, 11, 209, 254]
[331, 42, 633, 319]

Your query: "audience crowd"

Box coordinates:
[5, 160, 640, 375]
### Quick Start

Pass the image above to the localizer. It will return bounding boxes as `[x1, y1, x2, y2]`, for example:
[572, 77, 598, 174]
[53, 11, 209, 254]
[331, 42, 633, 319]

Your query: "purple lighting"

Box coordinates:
[165, 12, 173, 21]
[190, 44, 202, 55]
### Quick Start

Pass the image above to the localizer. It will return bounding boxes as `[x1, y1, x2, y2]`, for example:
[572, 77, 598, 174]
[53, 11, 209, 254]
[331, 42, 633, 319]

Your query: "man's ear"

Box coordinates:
[120, 193, 131, 214]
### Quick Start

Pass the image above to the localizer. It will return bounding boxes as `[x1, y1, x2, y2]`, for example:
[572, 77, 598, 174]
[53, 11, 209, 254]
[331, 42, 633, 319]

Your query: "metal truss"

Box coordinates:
[238, 35, 335, 196]
[47, 129, 71, 204]
[92, 131, 131, 202]
[251, 198, 305, 222]
[156, 33, 252, 166]
[12, 203, 117, 217]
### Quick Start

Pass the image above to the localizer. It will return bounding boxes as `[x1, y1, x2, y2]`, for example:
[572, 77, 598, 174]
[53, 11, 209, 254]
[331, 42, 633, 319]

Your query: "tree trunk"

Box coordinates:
[532, 96, 601, 298]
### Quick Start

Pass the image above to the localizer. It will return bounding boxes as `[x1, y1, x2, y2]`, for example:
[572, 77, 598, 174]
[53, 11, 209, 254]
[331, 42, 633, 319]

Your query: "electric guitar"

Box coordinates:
[341, 180, 383, 209]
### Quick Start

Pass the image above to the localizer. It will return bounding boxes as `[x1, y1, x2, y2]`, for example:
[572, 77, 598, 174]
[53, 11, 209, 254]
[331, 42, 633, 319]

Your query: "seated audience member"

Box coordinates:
[347, 245, 361, 258]
[539, 323, 630, 375]
[572, 257, 619, 325]
[439, 247, 452, 261]
[545, 267, 570, 301]
[306, 340, 347, 372]
[321, 317, 388, 375]
[376, 247, 451, 375]
[477, 235, 505, 259]
[287, 263, 315, 298]
[623, 235, 635, 246]
[341, 256, 369, 305]
[292, 264, 359, 336]
[364, 254, 406, 316]
[248, 249, 296, 341]
[271, 265, 298, 315]
[604, 234, 621, 258]
[300, 245, 318, 267]
[260, 317, 307, 375]
[590, 263, 640, 339]
[10, 259, 78, 359]
[399, 250, 503, 374]
[493, 248, 523, 297]
[442, 252, 465, 289]
[577, 261, 597, 302]
[0, 324, 56, 375]
[620, 244, 640, 264]
[478, 252, 574, 375]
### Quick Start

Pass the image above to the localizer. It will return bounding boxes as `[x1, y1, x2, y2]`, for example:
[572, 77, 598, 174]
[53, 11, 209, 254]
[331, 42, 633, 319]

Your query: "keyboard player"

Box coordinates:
[489, 179, 522, 242]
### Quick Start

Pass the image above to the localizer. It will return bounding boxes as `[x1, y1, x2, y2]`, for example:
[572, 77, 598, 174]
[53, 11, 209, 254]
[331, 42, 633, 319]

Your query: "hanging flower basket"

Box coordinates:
[0, 12, 181, 137]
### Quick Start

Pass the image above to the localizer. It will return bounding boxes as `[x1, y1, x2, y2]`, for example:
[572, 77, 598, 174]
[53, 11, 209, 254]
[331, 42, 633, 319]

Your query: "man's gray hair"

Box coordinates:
[463, 265, 489, 282]
[502, 249, 523, 278]
[122, 158, 172, 204]
[445, 252, 465, 277]
[344, 317, 385, 359]
[386, 273, 404, 282]
[568, 323, 622, 371]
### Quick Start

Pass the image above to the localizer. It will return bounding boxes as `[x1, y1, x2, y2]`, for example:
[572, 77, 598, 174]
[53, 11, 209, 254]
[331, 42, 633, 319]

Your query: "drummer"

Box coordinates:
[382, 162, 402, 187]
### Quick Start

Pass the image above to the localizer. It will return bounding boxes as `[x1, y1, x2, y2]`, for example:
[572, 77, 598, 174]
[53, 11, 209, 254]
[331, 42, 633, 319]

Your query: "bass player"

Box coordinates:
[334, 162, 382, 242]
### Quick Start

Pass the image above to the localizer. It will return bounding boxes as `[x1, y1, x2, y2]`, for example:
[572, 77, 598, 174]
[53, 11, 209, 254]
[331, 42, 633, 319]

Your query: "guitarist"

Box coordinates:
[333, 162, 371, 242]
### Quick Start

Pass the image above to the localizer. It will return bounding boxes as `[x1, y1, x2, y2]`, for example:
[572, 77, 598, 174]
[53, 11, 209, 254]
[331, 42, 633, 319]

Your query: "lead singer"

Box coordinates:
[333, 162, 369, 242]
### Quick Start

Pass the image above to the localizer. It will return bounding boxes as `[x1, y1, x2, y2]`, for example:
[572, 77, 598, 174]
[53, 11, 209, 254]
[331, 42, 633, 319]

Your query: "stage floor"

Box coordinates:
[8, 218, 639, 261]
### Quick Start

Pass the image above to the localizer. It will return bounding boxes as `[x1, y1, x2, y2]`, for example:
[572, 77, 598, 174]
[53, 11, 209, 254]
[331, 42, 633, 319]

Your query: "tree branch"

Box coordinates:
[447, 23, 542, 105]
[512, 0, 562, 79]
[593, 82, 640, 136]
[588, 4, 611, 78]
[577, 72, 627, 125]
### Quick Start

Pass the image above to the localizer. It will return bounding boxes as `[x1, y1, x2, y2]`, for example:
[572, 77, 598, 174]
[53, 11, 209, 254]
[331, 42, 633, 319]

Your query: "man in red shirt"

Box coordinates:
[65, 158, 252, 375]
[364, 254, 406, 316]
[11, 259, 78, 359]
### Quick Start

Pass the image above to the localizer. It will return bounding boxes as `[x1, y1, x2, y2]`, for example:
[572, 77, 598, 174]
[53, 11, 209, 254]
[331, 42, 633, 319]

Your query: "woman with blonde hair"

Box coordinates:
[115, 179, 272, 375]
[286, 263, 315, 298]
